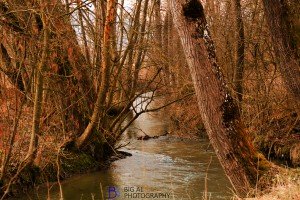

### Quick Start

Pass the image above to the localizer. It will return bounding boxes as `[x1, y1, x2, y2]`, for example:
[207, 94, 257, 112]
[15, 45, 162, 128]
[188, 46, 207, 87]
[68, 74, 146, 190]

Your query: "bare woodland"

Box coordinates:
[0, 0, 299, 198]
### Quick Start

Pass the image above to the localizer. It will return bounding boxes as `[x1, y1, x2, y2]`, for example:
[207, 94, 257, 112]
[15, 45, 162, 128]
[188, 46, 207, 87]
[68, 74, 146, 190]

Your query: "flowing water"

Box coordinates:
[23, 93, 233, 200]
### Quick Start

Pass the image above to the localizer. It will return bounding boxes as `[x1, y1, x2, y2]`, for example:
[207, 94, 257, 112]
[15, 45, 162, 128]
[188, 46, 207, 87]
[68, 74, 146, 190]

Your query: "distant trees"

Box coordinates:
[233, 0, 245, 104]
[262, 0, 300, 100]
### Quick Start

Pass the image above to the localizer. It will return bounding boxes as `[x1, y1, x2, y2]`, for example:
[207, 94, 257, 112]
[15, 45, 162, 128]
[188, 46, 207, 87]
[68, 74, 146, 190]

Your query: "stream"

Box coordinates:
[24, 93, 233, 199]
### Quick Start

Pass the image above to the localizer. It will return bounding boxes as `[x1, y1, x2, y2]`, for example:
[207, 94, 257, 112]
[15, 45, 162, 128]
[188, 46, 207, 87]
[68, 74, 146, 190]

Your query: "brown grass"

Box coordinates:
[246, 169, 300, 200]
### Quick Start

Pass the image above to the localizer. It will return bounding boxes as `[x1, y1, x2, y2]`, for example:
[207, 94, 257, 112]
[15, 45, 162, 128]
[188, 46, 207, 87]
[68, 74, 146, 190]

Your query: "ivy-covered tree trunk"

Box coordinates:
[170, 0, 269, 196]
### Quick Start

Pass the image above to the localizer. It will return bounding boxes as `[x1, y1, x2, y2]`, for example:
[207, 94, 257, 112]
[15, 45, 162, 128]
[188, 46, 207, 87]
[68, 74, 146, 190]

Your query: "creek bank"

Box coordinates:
[252, 112, 300, 167]
[2, 149, 131, 199]
[257, 134, 300, 167]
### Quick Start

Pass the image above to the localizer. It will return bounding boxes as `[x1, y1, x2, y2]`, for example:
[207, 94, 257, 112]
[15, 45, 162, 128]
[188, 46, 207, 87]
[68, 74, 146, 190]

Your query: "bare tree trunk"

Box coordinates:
[262, 0, 300, 100]
[26, 13, 49, 162]
[131, 0, 150, 93]
[75, 0, 117, 148]
[233, 0, 245, 104]
[154, 0, 162, 46]
[162, 10, 173, 86]
[77, 1, 92, 68]
[169, 0, 269, 196]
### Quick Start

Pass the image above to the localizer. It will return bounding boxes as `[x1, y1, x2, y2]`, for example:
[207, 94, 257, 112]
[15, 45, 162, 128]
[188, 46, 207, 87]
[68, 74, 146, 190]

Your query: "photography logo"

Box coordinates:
[106, 186, 171, 199]
[107, 186, 120, 200]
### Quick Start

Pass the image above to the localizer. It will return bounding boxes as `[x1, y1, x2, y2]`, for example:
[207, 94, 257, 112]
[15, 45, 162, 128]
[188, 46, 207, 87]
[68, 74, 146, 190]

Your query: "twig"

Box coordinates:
[204, 156, 212, 200]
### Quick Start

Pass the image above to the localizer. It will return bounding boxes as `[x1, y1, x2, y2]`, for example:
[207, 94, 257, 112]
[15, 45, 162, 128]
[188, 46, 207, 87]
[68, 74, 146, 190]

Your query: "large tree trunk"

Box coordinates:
[170, 0, 269, 196]
[262, 0, 300, 100]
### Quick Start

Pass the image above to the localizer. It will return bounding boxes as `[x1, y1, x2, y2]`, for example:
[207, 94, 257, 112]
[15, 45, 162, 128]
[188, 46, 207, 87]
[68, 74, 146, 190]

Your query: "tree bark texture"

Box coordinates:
[170, 0, 262, 196]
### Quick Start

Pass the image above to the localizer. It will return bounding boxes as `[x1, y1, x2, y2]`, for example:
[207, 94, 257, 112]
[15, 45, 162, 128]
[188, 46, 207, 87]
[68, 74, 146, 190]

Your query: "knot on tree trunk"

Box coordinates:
[221, 94, 240, 128]
[182, 0, 205, 21]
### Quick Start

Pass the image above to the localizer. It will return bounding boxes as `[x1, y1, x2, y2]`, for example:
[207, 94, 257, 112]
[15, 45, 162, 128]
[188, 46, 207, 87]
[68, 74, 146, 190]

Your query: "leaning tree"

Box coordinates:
[169, 0, 272, 196]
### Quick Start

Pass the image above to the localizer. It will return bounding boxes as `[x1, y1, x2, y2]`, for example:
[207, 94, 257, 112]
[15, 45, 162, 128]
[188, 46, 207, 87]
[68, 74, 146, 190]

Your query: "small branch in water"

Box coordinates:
[204, 156, 212, 200]
[137, 132, 169, 141]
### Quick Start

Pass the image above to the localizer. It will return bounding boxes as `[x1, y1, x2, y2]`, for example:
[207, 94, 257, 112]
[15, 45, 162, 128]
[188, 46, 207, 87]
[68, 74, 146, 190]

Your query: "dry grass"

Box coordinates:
[246, 183, 300, 200]
[245, 169, 300, 200]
